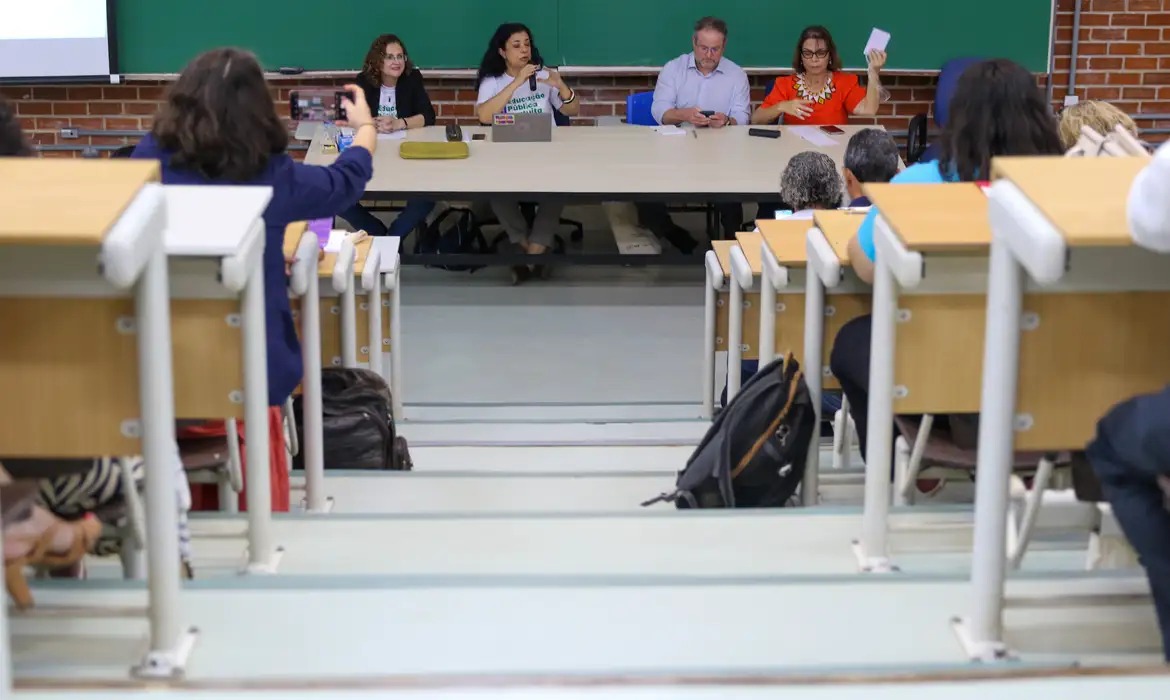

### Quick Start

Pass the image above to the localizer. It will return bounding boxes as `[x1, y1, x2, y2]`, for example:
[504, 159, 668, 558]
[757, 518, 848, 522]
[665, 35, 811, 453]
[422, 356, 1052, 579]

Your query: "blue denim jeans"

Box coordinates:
[1086, 384, 1170, 662]
[339, 199, 435, 238]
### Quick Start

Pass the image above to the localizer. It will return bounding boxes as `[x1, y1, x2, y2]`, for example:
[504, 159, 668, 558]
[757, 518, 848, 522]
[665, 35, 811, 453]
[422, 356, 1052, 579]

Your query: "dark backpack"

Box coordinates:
[643, 353, 816, 508]
[414, 207, 489, 272]
[292, 367, 412, 471]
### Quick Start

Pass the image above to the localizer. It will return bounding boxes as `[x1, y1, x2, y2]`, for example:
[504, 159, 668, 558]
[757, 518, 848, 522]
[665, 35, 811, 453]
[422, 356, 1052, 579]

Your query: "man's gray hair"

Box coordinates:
[780, 151, 845, 211]
[843, 128, 899, 184]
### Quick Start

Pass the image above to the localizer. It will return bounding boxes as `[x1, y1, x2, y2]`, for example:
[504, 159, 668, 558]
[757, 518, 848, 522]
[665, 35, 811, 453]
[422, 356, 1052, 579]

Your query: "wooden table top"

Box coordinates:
[812, 210, 866, 264]
[991, 156, 1148, 247]
[711, 240, 736, 276]
[758, 219, 816, 266]
[0, 158, 158, 246]
[734, 230, 763, 274]
[862, 182, 991, 253]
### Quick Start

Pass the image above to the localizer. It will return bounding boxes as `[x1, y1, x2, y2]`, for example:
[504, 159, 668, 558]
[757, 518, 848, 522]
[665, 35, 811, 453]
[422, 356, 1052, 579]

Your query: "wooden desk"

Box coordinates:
[0, 159, 193, 679]
[700, 241, 736, 417]
[854, 182, 994, 572]
[306, 125, 885, 203]
[723, 231, 764, 401]
[959, 155, 1170, 661]
[371, 237, 404, 421]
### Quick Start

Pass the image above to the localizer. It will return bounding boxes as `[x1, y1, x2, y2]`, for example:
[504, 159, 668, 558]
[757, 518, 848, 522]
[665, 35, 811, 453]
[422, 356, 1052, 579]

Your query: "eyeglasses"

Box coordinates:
[801, 49, 829, 60]
[695, 44, 722, 56]
[383, 53, 406, 62]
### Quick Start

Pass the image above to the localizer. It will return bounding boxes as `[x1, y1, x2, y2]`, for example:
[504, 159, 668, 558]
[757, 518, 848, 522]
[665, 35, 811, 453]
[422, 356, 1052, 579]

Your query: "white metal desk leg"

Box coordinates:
[758, 256, 776, 368]
[301, 268, 328, 513]
[134, 244, 192, 678]
[367, 285, 382, 376]
[802, 268, 825, 507]
[390, 277, 404, 422]
[701, 262, 717, 419]
[340, 280, 358, 368]
[0, 495, 10, 695]
[954, 240, 1024, 661]
[242, 256, 277, 573]
[727, 272, 744, 401]
[854, 256, 898, 573]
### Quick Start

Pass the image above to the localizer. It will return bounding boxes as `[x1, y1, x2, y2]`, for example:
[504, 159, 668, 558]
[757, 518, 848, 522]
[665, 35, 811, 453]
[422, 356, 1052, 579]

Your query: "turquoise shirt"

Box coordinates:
[857, 160, 955, 261]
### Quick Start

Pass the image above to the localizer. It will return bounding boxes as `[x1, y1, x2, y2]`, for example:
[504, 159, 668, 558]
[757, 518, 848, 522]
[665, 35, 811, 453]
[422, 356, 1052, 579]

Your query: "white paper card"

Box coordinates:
[790, 126, 839, 147]
[864, 28, 890, 57]
[652, 125, 686, 136]
[377, 131, 408, 141]
[323, 230, 347, 253]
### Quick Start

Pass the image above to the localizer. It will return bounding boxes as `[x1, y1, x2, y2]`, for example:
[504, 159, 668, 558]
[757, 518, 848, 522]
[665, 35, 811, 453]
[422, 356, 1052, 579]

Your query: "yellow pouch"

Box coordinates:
[399, 142, 470, 160]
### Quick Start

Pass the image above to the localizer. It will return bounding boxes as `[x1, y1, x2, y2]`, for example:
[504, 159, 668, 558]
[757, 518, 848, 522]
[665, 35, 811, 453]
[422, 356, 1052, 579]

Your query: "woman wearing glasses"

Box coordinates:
[342, 33, 437, 238]
[751, 25, 886, 126]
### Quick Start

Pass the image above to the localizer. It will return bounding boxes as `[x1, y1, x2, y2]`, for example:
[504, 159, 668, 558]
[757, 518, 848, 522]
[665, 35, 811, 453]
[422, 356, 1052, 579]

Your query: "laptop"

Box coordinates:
[491, 112, 553, 143]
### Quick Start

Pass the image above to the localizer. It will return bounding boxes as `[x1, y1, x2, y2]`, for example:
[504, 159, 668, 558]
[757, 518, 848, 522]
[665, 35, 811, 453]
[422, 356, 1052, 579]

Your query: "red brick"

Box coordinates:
[1127, 27, 1161, 40]
[34, 116, 71, 129]
[104, 117, 142, 130]
[580, 102, 615, 117]
[51, 102, 87, 116]
[30, 87, 68, 100]
[67, 87, 103, 100]
[1146, 12, 1170, 25]
[1129, 0, 1163, 11]
[1108, 41, 1146, 54]
[428, 89, 457, 101]
[1108, 72, 1144, 84]
[124, 102, 159, 115]
[1085, 87, 1123, 100]
[1090, 56, 1125, 70]
[439, 102, 473, 116]
[88, 102, 124, 115]
[1124, 56, 1160, 69]
[16, 101, 53, 115]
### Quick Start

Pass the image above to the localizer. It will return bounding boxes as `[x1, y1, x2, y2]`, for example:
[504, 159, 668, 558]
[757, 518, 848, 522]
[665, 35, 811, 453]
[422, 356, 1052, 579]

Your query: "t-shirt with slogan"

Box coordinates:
[378, 85, 398, 118]
[476, 73, 563, 119]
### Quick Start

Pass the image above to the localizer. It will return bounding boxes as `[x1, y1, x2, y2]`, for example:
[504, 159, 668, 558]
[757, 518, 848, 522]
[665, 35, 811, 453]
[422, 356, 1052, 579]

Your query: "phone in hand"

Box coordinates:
[699, 110, 715, 117]
[290, 89, 350, 122]
[819, 125, 845, 135]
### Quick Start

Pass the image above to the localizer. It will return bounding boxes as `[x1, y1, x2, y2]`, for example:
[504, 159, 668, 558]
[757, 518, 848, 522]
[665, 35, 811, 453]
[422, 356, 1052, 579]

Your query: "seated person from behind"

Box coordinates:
[827, 58, 1062, 469]
[641, 15, 751, 252]
[842, 128, 900, 207]
[339, 33, 438, 239]
[474, 22, 581, 285]
[1057, 99, 1140, 150]
[751, 25, 886, 126]
[776, 151, 844, 219]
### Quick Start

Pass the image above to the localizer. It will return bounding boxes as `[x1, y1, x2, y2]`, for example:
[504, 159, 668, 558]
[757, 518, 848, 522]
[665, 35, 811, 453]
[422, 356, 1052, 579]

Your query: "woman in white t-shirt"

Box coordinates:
[475, 22, 582, 284]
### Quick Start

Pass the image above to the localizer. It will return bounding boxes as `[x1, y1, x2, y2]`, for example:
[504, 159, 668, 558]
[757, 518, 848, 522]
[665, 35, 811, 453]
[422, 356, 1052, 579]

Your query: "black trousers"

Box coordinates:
[828, 314, 901, 471]
[635, 202, 743, 241]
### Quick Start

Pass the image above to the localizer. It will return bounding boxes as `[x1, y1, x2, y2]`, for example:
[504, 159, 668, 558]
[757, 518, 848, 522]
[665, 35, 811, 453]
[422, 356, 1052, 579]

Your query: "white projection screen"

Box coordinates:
[0, 0, 116, 80]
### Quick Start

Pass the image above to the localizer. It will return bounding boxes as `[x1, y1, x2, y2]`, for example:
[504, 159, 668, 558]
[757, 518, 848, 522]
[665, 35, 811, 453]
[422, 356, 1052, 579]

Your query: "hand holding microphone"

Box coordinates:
[529, 60, 541, 90]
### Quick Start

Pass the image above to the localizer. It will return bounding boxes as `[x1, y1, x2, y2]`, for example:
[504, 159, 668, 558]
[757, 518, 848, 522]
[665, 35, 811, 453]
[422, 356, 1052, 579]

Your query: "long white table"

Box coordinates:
[305, 125, 881, 201]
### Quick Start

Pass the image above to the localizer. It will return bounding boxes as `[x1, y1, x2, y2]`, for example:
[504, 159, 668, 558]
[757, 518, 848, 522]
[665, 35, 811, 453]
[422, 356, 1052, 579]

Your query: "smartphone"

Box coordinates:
[819, 125, 845, 135]
[290, 89, 351, 122]
[748, 128, 781, 139]
[471, 133, 486, 141]
[699, 110, 715, 117]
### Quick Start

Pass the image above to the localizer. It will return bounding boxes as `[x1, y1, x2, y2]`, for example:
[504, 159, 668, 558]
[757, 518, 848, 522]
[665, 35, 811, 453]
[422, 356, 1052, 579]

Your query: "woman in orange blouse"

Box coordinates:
[751, 25, 886, 126]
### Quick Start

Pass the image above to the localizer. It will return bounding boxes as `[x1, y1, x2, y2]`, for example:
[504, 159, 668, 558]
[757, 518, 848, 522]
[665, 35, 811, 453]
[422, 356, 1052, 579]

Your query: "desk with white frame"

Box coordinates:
[853, 182, 995, 573]
[283, 226, 381, 512]
[371, 236, 404, 421]
[758, 213, 871, 505]
[956, 156, 1170, 661]
[163, 185, 282, 574]
[0, 159, 190, 679]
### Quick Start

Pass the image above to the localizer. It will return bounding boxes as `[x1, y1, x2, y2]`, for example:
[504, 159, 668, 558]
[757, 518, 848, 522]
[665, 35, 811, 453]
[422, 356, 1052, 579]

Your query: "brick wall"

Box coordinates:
[2, 0, 1167, 156]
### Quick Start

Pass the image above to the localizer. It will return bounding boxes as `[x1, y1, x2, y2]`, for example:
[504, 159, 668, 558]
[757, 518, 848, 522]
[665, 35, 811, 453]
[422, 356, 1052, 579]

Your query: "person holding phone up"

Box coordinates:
[751, 25, 886, 126]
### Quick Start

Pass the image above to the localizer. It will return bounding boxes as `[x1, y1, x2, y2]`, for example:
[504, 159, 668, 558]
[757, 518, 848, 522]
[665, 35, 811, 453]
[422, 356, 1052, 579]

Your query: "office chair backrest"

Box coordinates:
[933, 57, 984, 128]
[552, 107, 571, 127]
[626, 91, 656, 126]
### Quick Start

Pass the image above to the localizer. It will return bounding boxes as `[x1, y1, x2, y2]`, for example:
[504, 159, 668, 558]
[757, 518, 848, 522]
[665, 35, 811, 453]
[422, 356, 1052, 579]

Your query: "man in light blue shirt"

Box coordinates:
[638, 16, 751, 253]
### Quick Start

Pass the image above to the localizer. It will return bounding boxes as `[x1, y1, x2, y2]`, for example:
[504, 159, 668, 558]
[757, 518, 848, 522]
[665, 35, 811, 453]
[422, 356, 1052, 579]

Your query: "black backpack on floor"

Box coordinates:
[643, 353, 816, 508]
[292, 367, 412, 471]
[414, 207, 489, 273]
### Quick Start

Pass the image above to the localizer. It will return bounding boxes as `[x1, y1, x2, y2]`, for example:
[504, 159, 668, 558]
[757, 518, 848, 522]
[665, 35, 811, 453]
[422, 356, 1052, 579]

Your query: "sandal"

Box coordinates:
[4, 509, 102, 609]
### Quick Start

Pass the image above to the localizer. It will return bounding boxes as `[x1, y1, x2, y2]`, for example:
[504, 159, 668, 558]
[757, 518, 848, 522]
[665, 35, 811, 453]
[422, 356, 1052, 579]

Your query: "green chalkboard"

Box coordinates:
[114, 0, 1053, 74]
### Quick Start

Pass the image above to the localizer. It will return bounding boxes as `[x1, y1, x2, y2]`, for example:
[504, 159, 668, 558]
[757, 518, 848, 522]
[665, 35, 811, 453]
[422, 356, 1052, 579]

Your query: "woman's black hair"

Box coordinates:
[152, 47, 288, 181]
[476, 23, 543, 88]
[0, 97, 31, 157]
[938, 58, 1063, 181]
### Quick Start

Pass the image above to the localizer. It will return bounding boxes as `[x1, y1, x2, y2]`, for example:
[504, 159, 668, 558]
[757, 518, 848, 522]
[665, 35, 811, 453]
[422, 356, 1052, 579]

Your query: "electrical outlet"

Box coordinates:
[60, 127, 79, 139]
[1063, 95, 1080, 107]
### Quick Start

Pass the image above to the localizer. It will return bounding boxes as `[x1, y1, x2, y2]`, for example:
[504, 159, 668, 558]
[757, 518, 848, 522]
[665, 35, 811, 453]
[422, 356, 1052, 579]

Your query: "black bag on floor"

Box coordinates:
[292, 368, 412, 471]
[643, 353, 816, 508]
[414, 207, 489, 272]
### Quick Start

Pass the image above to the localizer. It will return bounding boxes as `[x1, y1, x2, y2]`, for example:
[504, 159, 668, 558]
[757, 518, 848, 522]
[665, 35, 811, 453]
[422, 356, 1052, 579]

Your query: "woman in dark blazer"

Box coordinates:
[340, 33, 437, 239]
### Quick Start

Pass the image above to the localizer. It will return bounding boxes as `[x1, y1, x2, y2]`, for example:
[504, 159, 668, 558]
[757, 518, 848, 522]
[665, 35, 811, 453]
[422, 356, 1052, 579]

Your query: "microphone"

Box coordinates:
[529, 61, 539, 91]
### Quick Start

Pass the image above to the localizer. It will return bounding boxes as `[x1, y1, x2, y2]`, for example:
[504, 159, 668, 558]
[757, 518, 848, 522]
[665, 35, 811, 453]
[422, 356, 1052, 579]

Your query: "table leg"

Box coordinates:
[390, 274, 404, 422]
[855, 255, 898, 573]
[702, 262, 717, 419]
[728, 272, 744, 401]
[802, 269, 825, 507]
[758, 255, 776, 371]
[301, 267, 328, 513]
[955, 238, 1024, 660]
[133, 244, 189, 677]
[341, 281, 358, 368]
[367, 284, 382, 377]
[242, 254, 276, 572]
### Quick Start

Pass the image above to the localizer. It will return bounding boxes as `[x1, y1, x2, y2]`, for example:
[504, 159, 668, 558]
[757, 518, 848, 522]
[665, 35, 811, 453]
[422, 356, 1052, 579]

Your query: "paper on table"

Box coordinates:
[652, 125, 686, 136]
[323, 230, 347, 253]
[864, 27, 890, 57]
[378, 131, 408, 140]
[790, 126, 838, 147]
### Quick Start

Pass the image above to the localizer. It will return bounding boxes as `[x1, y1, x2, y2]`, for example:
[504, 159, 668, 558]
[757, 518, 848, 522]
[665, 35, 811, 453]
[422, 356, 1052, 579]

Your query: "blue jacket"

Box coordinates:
[132, 134, 374, 406]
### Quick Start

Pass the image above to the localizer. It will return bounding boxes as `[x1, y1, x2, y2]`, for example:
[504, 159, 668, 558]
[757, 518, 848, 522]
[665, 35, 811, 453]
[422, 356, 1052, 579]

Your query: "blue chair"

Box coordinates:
[626, 91, 656, 125]
[907, 57, 984, 164]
